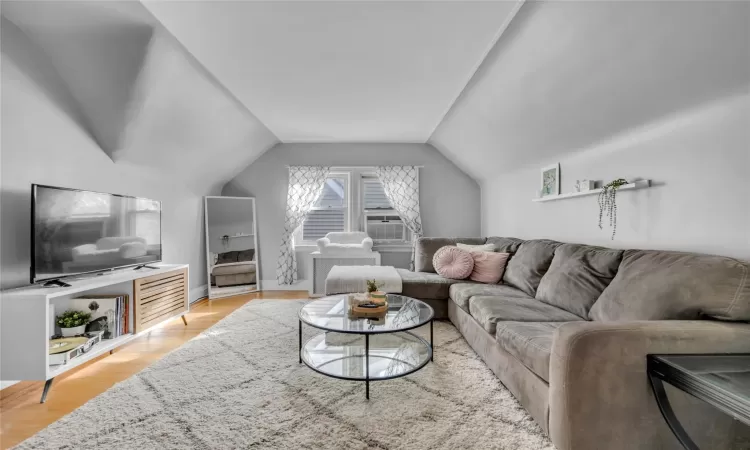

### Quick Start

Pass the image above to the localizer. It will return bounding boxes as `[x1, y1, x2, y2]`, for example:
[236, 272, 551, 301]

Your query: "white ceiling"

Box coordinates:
[142, 0, 520, 143]
[2, 1, 279, 193]
[430, 0, 750, 181]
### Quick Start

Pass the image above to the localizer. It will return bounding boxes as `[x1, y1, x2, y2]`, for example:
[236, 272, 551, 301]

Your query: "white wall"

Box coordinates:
[431, 0, 750, 260]
[0, 16, 210, 291]
[222, 143, 481, 286]
[481, 93, 750, 260]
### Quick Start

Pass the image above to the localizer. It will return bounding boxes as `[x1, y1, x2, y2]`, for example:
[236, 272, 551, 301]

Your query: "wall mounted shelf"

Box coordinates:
[532, 180, 651, 203]
[220, 233, 254, 239]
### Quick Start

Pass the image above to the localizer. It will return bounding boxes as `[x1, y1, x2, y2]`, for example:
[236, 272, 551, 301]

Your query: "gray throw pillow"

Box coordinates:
[216, 251, 239, 264]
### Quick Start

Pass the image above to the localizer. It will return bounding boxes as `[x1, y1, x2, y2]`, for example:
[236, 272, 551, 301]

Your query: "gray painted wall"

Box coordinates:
[481, 93, 750, 260]
[431, 0, 750, 260]
[223, 143, 480, 284]
[0, 15, 211, 291]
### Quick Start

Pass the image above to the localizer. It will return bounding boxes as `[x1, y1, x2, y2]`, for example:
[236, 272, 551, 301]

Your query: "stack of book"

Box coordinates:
[69, 294, 130, 339]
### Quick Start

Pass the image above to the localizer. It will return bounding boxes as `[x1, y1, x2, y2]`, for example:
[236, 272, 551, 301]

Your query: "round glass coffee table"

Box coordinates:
[298, 294, 434, 399]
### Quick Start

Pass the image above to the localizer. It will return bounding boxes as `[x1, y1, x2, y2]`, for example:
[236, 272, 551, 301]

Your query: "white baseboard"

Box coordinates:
[1, 380, 20, 390]
[190, 284, 208, 303]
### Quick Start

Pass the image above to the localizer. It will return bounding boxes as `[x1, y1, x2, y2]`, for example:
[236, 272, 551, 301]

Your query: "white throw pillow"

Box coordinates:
[457, 243, 497, 252]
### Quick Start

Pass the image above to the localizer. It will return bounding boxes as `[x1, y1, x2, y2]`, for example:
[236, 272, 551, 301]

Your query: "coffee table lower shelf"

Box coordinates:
[299, 328, 433, 399]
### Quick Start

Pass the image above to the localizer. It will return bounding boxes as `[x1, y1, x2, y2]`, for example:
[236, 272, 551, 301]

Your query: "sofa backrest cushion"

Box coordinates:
[237, 249, 255, 262]
[415, 237, 487, 273]
[502, 239, 562, 296]
[484, 237, 524, 254]
[590, 249, 750, 321]
[536, 244, 623, 318]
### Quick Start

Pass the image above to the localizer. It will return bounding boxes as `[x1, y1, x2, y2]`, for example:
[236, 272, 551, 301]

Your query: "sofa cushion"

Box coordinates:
[415, 238, 487, 273]
[495, 322, 566, 382]
[484, 237, 525, 254]
[590, 249, 750, 321]
[502, 239, 562, 297]
[396, 268, 479, 300]
[449, 283, 531, 311]
[536, 244, 623, 318]
[212, 262, 256, 276]
[469, 296, 582, 335]
[216, 251, 239, 264]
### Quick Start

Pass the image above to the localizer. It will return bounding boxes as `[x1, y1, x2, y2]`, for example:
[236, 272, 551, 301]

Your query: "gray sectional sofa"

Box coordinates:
[396, 237, 750, 450]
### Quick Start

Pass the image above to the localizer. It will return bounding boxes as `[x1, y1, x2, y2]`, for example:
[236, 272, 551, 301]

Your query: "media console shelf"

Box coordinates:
[0, 264, 189, 403]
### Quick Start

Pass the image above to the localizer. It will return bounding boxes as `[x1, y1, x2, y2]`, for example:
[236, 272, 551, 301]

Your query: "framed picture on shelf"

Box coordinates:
[540, 163, 560, 197]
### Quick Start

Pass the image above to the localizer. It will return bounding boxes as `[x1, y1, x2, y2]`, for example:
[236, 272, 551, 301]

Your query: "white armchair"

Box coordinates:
[316, 232, 374, 255]
[310, 232, 380, 296]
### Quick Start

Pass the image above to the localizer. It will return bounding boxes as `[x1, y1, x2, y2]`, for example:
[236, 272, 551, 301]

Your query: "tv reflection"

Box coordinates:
[34, 187, 161, 281]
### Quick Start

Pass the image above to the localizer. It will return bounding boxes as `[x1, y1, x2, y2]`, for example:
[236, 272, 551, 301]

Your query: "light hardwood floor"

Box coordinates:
[0, 290, 309, 449]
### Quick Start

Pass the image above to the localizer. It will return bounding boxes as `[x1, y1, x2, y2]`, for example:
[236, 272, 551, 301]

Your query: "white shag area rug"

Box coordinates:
[17, 300, 553, 450]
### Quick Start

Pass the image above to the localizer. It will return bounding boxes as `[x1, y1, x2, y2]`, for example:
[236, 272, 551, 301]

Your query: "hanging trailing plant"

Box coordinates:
[598, 178, 628, 240]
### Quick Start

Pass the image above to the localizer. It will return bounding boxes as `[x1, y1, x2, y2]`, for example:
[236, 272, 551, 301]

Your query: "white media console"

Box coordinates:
[0, 263, 190, 402]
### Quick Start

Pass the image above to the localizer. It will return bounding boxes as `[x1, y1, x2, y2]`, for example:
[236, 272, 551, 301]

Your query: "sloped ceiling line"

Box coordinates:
[2, 0, 280, 193]
[427, 0, 526, 142]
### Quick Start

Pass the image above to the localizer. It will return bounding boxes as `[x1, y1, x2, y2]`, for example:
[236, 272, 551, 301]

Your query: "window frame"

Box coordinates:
[294, 172, 351, 245]
[292, 168, 415, 250]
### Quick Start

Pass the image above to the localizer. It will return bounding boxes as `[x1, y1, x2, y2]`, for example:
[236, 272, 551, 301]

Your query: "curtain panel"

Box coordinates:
[276, 166, 331, 285]
[376, 166, 423, 269]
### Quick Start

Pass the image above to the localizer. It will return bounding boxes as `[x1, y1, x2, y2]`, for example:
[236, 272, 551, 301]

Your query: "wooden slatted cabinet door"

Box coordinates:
[133, 268, 188, 333]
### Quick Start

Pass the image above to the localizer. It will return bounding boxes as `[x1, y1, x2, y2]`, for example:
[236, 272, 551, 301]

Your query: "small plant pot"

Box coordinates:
[368, 291, 386, 303]
[60, 325, 86, 337]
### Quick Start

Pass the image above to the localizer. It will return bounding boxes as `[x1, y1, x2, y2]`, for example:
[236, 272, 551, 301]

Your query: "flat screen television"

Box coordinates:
[31, 184, 162, 284]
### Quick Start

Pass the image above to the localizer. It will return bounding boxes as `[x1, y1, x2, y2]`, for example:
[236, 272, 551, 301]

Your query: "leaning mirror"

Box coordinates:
[204, 196, 260, 299]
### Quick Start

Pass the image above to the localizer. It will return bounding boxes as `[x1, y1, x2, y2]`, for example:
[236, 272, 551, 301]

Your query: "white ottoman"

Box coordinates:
[324, 265, 403, 296]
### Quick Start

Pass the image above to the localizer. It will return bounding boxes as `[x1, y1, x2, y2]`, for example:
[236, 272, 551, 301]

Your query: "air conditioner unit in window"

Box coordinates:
[365, 211, 409, 242]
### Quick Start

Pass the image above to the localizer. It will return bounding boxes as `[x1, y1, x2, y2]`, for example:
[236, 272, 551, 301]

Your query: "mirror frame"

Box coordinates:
[204, 196, 261, 299]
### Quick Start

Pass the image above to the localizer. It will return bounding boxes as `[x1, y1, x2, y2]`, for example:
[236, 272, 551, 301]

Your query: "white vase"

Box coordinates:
[60, 325, 86, 337]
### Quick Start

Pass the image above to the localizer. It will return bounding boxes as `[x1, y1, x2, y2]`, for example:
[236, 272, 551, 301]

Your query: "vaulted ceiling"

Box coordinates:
[3, 0, 748, 188]
[142, 0, 520, 143]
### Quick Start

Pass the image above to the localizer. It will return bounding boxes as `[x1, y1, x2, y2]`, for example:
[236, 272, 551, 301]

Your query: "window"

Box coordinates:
[362, 176, 410, 244]
[131, 199, 161, 246]
[297, 174, 349, 243]
[294, 169, 413, 247]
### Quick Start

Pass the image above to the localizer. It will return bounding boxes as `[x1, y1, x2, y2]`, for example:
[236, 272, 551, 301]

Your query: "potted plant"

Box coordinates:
[56, 310, 91, 337]
[598, 178, 628, 239]
[366, 279, 386, 303]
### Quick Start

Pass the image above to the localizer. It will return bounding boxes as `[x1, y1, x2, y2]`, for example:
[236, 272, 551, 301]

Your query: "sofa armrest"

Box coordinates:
[549, 320, 750, 450]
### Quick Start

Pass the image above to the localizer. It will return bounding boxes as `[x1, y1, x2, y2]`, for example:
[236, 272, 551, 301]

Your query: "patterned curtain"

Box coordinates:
[276, 166, 331, 285]
[376, 166, 423, 270]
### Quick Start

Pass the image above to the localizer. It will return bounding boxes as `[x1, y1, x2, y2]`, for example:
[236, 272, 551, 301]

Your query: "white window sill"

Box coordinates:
[373, 243, 412, 252]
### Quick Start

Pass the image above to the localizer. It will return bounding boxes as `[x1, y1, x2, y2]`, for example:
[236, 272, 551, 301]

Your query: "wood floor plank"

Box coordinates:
[0, 290, 309, 449]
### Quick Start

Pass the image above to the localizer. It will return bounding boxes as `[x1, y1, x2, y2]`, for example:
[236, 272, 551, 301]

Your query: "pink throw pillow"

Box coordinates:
[433, 246, 474, 279]
[468, 251, 510, 283]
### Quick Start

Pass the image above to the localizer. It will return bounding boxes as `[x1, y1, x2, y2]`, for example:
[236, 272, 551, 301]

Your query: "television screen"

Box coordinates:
[32, 184, 162, 283]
